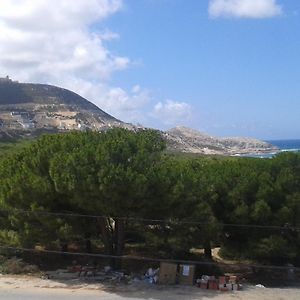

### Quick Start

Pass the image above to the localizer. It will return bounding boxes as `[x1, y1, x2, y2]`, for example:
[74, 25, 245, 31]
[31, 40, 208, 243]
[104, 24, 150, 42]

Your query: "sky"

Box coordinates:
[0, 0, 299, 140]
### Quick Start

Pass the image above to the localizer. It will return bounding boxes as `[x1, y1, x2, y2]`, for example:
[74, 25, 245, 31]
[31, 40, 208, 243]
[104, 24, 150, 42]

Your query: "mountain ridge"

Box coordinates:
[0, 79, 278, 155]
[0, 79, 134, 133]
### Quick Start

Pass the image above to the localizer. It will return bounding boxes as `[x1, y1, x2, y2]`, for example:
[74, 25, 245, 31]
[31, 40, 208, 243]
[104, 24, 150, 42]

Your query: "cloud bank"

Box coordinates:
[209, 0, 282, 19]
[152, 100, 192, 126]
[0, 0, 192, 127]
[0, 0, 126, 82]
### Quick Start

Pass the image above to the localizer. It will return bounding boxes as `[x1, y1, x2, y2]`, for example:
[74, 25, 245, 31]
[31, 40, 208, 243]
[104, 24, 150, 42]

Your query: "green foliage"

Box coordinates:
[0, 230, 20, 247]
[0, 129, 166, 257]
[0, 256, 39, 274]
[0, 130, 299, 266]
[0, 139, 31, 158]
[253, 235, 295, 263]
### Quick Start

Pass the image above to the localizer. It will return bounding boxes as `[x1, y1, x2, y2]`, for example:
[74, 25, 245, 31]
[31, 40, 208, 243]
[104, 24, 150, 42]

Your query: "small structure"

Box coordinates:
[178, 264, 195, 285]
[0, 75, 12, 83]
[20, 120, 35, 129]
[158, 262, 178, 285]
[11, 112, 35, 129]
[0, 76, 18, 83]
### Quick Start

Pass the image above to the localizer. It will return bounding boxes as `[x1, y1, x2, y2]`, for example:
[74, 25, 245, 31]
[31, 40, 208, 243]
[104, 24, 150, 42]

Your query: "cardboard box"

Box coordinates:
[219, 276, 226, 284]
[219, 283, 229, 291]
[229, 275, 238, 283]
[158, 262, 178, 285]
[208, 280, 219, 290]
[200, 282, 208, 289]
[178, 264, 195, 285]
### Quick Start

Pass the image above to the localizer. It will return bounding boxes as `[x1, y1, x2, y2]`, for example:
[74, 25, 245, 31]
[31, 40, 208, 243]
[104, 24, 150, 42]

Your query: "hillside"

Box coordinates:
[0, 78, 277, 155]
[165, 126, 277, 155]
[0, 78, 132, 137]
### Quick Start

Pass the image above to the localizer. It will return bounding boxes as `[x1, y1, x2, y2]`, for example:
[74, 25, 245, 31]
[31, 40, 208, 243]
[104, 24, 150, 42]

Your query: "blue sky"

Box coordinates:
[103, 0, 300, 139]
[0, 0, 299, 139]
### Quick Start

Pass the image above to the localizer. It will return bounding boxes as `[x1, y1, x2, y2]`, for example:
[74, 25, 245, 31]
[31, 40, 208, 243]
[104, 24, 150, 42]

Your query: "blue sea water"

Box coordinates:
[242, 140, 300, 159]
[267, 139, 300, 152]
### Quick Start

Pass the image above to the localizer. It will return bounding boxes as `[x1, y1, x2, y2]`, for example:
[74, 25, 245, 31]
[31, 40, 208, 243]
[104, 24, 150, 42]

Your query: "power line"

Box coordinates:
[0, 245, 299, 272]
[0, 208, 299, 231]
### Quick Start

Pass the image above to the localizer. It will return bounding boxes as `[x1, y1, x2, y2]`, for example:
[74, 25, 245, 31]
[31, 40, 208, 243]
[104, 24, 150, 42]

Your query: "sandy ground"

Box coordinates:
[0, 275, 299, 300]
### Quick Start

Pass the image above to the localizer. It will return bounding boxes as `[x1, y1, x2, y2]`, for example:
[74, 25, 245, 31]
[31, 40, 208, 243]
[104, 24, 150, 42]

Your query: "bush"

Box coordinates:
[253, 236, 296, 264]
[0, 257, 39, 274]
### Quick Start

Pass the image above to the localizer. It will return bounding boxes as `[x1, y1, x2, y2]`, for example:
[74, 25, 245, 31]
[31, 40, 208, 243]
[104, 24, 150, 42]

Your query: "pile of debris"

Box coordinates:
[44, 264, 131, 283]
[144, 267, 159, 284]
[197, 275, 240, 291]
[0, 256, 39, 275]
[42, 260, 242, 293]
[158, 262, 241, 291]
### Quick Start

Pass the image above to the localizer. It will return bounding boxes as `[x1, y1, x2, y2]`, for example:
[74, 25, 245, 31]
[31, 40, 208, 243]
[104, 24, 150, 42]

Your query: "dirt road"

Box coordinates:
[0, 275, 299, 300]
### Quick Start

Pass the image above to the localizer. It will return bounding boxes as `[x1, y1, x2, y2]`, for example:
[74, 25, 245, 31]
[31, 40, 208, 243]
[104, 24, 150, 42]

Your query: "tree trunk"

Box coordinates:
[85, 239, 92, 253]
[113, 218, 125, 269]
[60, 241, 68, 259]
[97, 217, 113, 255]
[98, 218, 125, 269]
[204, 240, 212, 259]
[97, 217, 126, 269]
[114, 218, 125, 256]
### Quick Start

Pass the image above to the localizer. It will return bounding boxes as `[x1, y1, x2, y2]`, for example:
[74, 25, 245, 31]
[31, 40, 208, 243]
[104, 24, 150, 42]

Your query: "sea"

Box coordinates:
[242, 139, 300, 159]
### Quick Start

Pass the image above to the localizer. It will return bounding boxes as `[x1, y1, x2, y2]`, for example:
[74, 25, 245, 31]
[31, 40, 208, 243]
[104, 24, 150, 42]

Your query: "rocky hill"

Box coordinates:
[165, 126, 277, 155]
[0, 78, 133, 141]
[0, 78, 277, 155]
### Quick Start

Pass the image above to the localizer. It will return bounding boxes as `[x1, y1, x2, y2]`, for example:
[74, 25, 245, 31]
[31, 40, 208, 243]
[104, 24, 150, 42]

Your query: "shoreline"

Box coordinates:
[232, 148, 300, 158]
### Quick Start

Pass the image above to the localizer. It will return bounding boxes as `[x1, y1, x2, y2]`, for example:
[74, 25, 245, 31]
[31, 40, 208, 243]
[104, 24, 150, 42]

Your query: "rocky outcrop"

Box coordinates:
[0, 80, 134, 134]
[165, 126, 277, 155]
[0, 80, 277, 156]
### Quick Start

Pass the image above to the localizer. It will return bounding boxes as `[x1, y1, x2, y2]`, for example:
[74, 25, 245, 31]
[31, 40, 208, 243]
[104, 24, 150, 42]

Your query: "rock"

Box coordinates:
[165, 126, 278, 156]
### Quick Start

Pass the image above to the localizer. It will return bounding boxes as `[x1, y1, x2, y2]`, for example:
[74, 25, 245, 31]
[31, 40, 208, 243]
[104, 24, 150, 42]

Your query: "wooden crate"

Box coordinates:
[178, 264, 195, 285]
[158, 262, 178, 284]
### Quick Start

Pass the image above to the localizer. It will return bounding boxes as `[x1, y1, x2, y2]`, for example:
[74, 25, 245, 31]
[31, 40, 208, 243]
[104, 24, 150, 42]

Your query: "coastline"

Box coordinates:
[233, 140, 300, 158]
[239, 148, 300, 159]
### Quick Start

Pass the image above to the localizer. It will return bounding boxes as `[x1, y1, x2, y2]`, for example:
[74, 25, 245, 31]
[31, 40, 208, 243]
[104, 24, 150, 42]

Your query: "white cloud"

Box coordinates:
[0, 0, 127, 83]
[0, 0, 194, 128]
[152, 100, 192, 126]
[209, 0, 282, 19]
[55, 77, 150, 124]
[0, 0, 122, 31]
[95, 85, 151, 123]
[0, 0, 149, 121]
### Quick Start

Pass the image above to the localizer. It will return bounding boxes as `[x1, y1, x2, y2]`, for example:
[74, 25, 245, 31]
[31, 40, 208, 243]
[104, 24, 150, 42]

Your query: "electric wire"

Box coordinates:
[0, 208, 299, 231]
[0, 245, 299, 272]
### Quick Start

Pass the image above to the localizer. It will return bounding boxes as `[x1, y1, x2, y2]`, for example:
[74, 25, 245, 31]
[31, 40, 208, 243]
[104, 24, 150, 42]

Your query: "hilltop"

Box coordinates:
[0, 78, 133, 141]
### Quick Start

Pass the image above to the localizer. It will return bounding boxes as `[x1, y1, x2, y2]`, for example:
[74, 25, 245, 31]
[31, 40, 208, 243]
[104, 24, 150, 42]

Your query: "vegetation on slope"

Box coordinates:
[0, 81, 100, 110]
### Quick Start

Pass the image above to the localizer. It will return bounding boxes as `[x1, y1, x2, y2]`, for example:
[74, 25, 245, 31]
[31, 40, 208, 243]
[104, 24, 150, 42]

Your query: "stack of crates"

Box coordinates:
[218, 275, 240, 291]
[198, 275, 240, 291]
[198, 275, 218, 290]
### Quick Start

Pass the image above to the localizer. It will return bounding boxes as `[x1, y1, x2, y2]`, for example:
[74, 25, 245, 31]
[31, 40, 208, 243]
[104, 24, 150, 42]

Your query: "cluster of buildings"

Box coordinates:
[10, 112, 35, 129]
[0, 75, 18, 84]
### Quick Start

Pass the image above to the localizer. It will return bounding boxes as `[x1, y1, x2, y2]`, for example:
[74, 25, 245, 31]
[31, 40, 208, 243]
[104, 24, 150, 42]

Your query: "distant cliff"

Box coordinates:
[0, 80, 133, 137]
[165, 126, 277, 155]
